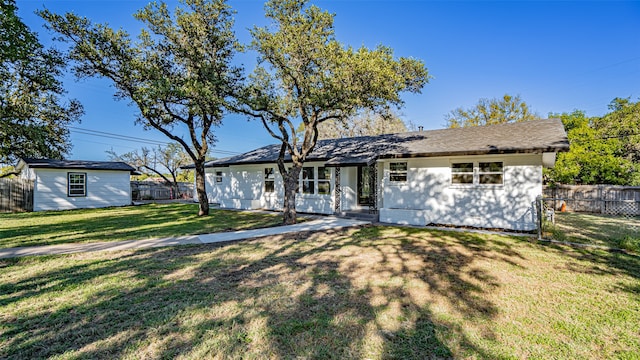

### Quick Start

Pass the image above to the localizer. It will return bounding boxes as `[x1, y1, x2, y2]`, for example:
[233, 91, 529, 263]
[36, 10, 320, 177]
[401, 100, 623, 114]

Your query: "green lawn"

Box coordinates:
[545, 212, 640, 253]
[1, 226, 638, 359]
[0, 203, 283, 249]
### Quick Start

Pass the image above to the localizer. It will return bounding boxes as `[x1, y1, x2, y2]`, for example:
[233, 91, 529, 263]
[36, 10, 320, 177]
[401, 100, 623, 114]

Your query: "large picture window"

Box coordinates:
[67, 172, 86, 197]
[389, 162, 408, 182]
[318, 167, 331, 195]
[264, 168, 275, 193]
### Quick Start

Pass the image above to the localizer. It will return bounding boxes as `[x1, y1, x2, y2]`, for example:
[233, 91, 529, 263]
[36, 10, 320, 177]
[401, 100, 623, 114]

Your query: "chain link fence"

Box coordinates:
[131, 181, 193, 201]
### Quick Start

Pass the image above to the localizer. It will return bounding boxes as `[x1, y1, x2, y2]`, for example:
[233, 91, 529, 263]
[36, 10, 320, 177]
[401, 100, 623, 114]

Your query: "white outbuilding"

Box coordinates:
[17, 158, 136, 212]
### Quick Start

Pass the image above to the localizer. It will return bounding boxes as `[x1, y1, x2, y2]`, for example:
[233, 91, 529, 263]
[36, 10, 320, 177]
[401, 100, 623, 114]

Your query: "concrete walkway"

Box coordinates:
[0, 217, 370, 259]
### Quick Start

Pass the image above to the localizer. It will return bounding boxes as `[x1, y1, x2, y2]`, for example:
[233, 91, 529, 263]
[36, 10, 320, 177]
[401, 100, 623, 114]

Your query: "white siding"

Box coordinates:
[379, 154, 543, 231]
[200, 162, 335, 214]
[33, 168, 131, 211]
[197, 154, 543, 231]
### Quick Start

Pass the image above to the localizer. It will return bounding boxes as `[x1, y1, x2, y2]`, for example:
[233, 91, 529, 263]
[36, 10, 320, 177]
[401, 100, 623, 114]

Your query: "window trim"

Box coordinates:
[389, 162, 408, 182]
[478, 161, 504, 185]
[264, 168, 275, 193]
[301, 166, 315, 194]
[450, 161, 504, 186]
[294, 166, 332, 196]
[67, 172, 87, 197]
[451, 162, 474, 185]
[214, 170, 223, 183]
[317, 166, 332, 195]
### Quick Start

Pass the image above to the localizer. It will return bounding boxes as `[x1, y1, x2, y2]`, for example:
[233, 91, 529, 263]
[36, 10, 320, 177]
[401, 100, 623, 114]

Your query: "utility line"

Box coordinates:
[68, 126, 241, 155]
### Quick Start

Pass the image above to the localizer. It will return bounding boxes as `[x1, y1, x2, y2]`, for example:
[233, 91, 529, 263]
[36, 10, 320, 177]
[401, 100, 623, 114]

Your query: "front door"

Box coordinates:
[357, 166, 371, 206]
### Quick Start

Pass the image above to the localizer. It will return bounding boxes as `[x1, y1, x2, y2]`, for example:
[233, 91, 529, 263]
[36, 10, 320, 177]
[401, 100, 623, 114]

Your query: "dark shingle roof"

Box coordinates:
[197, 119, 569, 168]
[20, 158, 137, 172]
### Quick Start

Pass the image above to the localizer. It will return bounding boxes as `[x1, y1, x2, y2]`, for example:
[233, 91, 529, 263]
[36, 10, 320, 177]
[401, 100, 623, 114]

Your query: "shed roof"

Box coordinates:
[19, 158, 137, 173]
[194, 119, 569, 168]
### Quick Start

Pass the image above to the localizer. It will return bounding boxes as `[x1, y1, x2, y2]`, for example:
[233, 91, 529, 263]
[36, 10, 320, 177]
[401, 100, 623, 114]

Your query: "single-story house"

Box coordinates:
[190, 119, 569, 231]
[16, 158, 136, 211]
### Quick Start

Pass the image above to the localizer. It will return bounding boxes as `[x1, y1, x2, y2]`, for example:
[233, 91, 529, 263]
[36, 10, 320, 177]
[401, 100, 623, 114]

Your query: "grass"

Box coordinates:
[0, 203, 284, 249]
[1, 226, 639, 359]
[545, 212, 640, 253]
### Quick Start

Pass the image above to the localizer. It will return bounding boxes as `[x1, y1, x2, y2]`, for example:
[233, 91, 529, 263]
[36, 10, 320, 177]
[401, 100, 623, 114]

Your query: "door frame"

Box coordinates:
[357, 165, 371, 206]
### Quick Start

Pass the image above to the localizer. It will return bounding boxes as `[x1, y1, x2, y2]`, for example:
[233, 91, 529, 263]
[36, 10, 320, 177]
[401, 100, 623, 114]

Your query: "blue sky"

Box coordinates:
[16, 0, 640, 161]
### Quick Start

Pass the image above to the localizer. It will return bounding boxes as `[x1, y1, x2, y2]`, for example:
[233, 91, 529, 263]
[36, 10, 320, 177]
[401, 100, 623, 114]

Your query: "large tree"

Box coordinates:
[445, 94, 539, 128]
[41, 0, 243, 215]
[593, 98, 640, 163]
[544, 110, 639, 186]
[0, 0, 83, 165]
[237, 0, 429, 224]
[107, 142, 191, 196]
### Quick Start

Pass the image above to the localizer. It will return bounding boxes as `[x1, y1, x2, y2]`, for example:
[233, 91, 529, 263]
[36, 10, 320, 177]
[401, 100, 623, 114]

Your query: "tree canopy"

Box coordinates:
[0, 0, 83, 164]
[237, 0, 429, 224]
[545, 101, 640, 186]
[445, 94, 539, 128]
[41, 0, 243, 215]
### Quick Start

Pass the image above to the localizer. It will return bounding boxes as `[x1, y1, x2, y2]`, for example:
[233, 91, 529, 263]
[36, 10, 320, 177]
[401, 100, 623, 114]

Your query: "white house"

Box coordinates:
[190, 119, 569, 231]
[16, 158, 136, 212]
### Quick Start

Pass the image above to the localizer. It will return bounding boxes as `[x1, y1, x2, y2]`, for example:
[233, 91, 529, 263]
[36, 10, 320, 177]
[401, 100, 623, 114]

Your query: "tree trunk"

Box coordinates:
[194, 161, 209, 216]
[282, 165, 301, 225]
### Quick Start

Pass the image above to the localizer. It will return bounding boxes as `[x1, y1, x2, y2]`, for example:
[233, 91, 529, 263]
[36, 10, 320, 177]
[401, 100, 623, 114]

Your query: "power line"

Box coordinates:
[68, 126, 241, 155]
[70, 127, 169, 146]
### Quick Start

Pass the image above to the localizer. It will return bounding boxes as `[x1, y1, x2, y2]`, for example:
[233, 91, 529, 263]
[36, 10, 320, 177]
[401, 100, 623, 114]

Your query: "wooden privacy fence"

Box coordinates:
[0, 178, 34, 212]
[543, 185, 640, 216]
[131, 181, 194, 201]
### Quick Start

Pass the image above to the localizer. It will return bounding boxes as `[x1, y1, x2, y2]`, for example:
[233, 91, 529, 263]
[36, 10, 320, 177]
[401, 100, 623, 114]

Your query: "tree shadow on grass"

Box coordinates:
[0, 204, 281, 248]
[0, 225, 528, 359]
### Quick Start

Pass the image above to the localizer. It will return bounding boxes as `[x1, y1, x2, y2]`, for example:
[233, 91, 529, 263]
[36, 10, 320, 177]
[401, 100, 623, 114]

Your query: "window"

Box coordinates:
[318, 167, 331, 195]
[301, 167, 314, 194]
[68, 172, 86, 197]
[215, 171, 223, 183]
[390, 162, 408, 182]
[451, 163, 474, 184]
[264, 168, 275, 193]
[479, 162, 503, 184]
[451, 162, 503, 185]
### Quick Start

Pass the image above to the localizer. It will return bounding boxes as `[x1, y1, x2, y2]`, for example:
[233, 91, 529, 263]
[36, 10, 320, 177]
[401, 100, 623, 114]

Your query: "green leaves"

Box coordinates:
[545, 109, 640, 186]
[445, 94, 539, 128]
[246, 0, 429, 143]
[1, 0, 83, 163]
[40, 0, 242, 156]
[40, 0, 245, 215]
[238, 0, 429, 223]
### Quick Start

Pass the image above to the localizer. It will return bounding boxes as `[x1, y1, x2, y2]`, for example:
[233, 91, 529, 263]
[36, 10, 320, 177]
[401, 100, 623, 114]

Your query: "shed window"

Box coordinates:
[390, 162, 407, 182]
[215, 171, 223, 183]
[479, 162, 503, 184]
[264, 168, 275, 193]
[451, 163, 474, 184]
[68, 172, 87, 197]
[301, 167, 315, 194]
[318, 167, 331, 195]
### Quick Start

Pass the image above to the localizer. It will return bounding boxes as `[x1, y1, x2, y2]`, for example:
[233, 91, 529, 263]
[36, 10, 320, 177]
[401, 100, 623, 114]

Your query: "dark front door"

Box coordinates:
[357, 165, 371, 206]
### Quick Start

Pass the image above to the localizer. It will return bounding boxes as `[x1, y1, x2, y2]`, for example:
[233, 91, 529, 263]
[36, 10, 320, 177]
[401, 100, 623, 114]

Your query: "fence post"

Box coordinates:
[536, 195, 543, 240]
